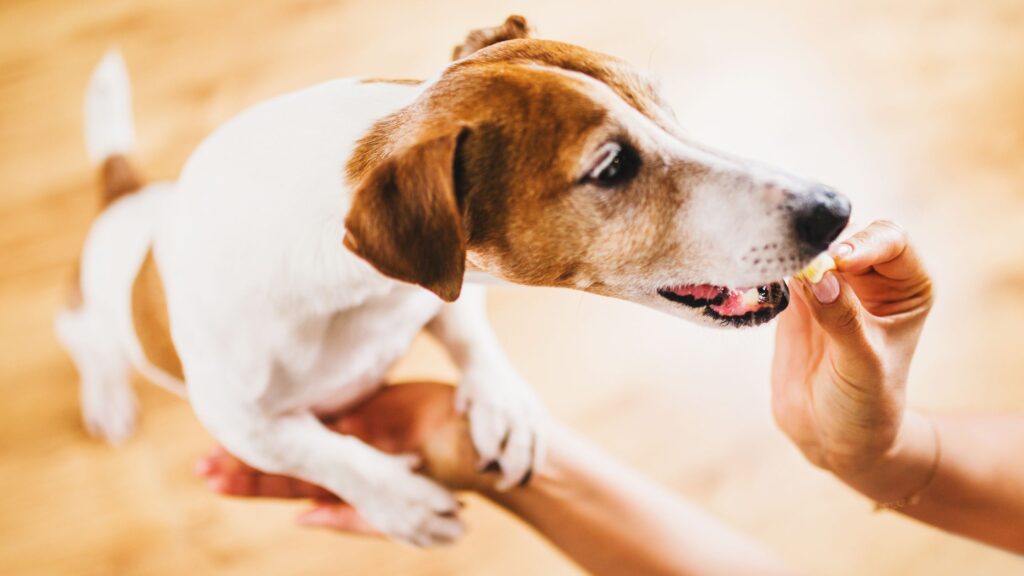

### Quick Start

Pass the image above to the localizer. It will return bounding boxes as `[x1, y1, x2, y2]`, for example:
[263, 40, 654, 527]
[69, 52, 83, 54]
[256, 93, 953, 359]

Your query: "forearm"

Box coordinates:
[485, 423, 794, 576]
[840, 411, 1024, 552]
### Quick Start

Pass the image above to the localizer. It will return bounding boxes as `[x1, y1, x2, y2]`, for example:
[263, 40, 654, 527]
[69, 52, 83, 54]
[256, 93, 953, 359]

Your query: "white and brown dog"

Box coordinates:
[58, 17, 850, 546]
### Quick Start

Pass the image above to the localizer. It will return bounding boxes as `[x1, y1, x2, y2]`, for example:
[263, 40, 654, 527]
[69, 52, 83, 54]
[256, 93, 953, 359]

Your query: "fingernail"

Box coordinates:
[830, 243, 852, 260]
[296, 507, 333, 526]
[194, 458, 212, 476]
[809, 271, 840, 304]
[206, 476, 228, 493]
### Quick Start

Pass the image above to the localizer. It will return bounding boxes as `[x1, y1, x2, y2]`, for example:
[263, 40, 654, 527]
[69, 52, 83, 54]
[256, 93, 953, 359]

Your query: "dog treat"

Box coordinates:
[796, 253, 837, 283]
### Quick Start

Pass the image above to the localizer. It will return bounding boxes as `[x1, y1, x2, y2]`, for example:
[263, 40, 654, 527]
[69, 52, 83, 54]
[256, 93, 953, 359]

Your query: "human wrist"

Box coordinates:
[834, 410, 940, 506]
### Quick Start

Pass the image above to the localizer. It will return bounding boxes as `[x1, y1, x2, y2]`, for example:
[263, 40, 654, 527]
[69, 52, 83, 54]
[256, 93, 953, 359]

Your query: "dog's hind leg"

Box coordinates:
[56, 305, 137, 443]
[187, 372, 464, 546]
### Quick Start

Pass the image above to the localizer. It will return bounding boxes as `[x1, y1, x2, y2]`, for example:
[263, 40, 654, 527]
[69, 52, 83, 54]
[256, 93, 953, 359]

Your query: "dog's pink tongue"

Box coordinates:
[710, 290, 760, 317]
[669, 284, 722, 300]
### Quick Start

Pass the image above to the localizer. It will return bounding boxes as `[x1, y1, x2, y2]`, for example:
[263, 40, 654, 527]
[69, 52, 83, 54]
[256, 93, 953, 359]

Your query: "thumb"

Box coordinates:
[794, 271, 872, 358]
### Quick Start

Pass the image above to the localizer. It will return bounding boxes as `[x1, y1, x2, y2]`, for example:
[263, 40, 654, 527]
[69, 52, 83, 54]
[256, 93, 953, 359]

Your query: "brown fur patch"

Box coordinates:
[66, 154, 145, 310]
[466, 40, 678, 137]
[452, 15, 531, 61]
[344, 131, 468, 302]
[344, 38, 683, 296]
[344, 57, 612, 296]
[131, 249, 183, 380]
[100, 154, 143, 207]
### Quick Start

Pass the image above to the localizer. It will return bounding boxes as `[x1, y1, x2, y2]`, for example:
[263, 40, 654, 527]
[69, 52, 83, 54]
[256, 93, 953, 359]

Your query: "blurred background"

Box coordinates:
[2, 0, 1023, 574]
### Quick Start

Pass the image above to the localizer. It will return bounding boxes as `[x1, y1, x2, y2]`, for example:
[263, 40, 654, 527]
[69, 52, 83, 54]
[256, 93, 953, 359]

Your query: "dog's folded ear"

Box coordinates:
[344, 130, 467, 302]
[452, 15, 531, 61]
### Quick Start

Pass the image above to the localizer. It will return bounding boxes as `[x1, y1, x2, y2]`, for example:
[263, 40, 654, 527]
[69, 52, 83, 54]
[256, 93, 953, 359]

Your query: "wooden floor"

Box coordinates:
[2, 0, 1023, 574]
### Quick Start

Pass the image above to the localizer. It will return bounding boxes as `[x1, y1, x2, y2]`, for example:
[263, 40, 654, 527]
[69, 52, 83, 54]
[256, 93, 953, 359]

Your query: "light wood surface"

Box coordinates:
[2, 1, 1023, 574]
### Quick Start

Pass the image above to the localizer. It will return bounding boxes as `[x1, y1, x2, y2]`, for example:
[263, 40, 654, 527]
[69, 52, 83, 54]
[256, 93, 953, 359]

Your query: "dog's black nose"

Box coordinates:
[793, 186, 851, 252]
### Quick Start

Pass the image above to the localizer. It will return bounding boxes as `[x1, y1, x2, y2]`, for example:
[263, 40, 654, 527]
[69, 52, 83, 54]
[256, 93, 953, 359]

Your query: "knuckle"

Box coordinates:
[874, 219, 907, 243]
[874, 219, 905, 235]
[833, 306, 863, 335]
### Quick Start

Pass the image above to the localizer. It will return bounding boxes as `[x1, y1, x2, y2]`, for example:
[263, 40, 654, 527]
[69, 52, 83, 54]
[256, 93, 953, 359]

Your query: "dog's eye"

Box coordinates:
[584, 142, 640, 187]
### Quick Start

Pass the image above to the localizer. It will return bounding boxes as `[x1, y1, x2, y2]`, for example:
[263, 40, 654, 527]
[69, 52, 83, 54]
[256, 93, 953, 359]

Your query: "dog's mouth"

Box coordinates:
[657, 281, 790, 327]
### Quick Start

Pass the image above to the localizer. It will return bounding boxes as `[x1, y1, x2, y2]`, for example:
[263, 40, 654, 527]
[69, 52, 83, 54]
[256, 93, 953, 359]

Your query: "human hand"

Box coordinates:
[771, 221, 934, 492]
[195, 382, 493, 533]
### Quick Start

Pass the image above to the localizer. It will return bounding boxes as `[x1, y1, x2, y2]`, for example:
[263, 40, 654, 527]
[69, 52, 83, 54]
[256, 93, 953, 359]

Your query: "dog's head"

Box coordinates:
[344, 17, 850, 328]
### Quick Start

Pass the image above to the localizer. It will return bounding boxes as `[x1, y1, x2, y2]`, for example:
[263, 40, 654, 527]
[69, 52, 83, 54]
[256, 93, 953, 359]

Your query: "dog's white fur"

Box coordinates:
[61, 51, 543, 546]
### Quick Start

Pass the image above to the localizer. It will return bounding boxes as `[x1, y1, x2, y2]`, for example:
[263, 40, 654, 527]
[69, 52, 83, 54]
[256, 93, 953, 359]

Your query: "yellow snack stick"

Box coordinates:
[796, 253, 836, 283]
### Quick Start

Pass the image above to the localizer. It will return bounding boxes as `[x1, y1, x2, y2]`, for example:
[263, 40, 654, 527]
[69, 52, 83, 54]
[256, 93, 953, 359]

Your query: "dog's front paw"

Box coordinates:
[457, 369, 546, 491]
[353, 455, 464, 547]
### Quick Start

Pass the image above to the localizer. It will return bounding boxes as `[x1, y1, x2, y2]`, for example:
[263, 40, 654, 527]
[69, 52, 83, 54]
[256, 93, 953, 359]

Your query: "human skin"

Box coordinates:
[772, 220, 1024, 552]
[197, 382, 792, 575]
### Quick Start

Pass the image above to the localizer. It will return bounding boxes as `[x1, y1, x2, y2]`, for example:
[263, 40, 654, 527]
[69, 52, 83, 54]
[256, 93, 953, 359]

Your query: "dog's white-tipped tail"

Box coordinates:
[85, 49, 135, 164]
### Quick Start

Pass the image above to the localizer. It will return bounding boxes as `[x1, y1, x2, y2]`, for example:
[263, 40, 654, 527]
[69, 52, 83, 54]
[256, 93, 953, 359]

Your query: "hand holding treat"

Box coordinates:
[772, 220, 935, 500]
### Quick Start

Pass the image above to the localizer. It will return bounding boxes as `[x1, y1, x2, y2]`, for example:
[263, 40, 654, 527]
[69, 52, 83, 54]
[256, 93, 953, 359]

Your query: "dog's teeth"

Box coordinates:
[740, 287, 761, 307]
[796, 253, 836, 284]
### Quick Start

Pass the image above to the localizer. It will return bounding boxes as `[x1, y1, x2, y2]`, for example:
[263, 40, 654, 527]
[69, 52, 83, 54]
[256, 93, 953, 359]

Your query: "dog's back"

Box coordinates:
[57, 50, 429, 443]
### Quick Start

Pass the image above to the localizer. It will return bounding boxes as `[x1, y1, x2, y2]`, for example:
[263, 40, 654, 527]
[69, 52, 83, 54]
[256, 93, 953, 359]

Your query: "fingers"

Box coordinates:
[195, 448, 336, 500]
[792, 272, 873, 363]
[771, 283, 816, 404]
[833, 220, 926, 281]
[296, 503, 381, 535]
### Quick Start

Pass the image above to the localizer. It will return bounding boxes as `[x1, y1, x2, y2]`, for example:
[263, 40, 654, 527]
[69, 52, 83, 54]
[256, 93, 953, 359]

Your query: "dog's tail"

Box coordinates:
[85, 49, 144, 206]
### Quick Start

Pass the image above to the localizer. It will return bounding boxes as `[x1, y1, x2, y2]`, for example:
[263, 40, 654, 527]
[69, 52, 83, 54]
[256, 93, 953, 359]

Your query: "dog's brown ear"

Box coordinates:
[452, 15, 531, 61]
[344, 131, 466, 302]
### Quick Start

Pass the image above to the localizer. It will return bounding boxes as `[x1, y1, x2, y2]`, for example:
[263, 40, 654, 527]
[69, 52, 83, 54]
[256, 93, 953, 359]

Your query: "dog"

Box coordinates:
[57, 16, 850, 546]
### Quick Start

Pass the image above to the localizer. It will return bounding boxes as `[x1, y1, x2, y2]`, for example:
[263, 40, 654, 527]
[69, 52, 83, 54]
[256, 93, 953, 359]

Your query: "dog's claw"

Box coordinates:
[460, 370, 546, 491]
[478, 459, 502, 474]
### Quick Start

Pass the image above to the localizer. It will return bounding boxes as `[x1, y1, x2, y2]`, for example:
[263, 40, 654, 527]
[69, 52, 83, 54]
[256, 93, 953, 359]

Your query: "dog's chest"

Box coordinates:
[266, 287, 443, 414]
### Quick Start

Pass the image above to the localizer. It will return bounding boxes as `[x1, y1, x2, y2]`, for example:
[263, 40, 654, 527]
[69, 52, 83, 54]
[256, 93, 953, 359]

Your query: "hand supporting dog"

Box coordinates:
[185, 359, 465, 547]
[197, 383, 791, 575]
[427, 284, 546, 490]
